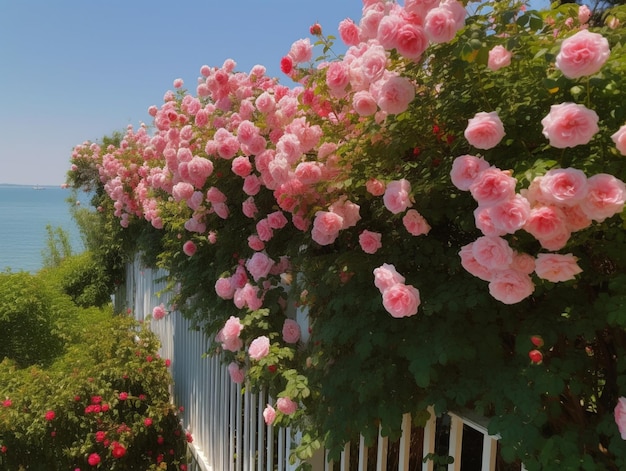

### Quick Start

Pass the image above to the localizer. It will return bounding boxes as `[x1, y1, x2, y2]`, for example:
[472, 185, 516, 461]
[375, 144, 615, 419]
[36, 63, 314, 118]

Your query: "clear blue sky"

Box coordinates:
[0, 0, 548, 186]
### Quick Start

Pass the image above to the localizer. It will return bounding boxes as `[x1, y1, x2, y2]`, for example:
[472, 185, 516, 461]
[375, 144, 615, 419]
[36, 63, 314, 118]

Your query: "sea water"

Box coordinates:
[0, 185, 86, 273]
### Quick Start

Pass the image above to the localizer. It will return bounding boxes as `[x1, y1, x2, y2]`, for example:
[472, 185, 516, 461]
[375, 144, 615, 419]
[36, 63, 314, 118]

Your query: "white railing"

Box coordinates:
[118, 258, 527, 471]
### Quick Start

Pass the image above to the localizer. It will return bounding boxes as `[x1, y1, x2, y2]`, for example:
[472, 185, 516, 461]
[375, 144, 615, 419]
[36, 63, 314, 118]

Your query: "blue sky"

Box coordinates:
[0, 0, 548, 186]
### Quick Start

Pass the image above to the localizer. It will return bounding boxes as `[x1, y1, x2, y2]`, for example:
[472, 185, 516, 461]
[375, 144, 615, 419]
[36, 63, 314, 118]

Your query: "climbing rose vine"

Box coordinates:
[68, 0, 626, 468]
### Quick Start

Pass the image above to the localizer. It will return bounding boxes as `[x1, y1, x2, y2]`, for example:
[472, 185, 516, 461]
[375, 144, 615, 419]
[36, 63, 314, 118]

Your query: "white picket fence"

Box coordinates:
[117, 258, 527, 471]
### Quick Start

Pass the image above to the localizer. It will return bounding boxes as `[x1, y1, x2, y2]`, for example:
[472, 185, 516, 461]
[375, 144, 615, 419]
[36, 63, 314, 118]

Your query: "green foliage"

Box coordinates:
[0, 313, 187, 470]
[0, 272, 64, 367]
[41, 224, 73, 269]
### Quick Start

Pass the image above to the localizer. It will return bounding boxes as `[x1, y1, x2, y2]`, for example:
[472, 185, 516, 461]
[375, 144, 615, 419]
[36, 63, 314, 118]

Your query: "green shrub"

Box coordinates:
[51, 251, 113, 308]
[0, 272, 64, 367]
[0, 313, 188, 470]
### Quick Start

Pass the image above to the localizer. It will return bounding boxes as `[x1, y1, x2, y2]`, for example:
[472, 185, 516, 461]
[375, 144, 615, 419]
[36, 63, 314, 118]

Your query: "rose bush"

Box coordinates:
[66, 0, 626, 469]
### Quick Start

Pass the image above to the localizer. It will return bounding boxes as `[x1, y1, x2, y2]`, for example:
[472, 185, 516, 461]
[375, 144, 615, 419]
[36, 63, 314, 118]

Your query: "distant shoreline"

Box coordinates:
[0, 183, 66, 189]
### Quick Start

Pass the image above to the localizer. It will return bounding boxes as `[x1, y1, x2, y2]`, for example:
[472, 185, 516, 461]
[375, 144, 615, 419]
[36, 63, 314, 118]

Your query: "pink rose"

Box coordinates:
[325, 61, 350, 94]
[376, 75, 416, 115]
[329, 197, 361, 229]
[474, 206, 505, 237]
[402, 209, 431, 236]
[539, 167, 588, 207]
[359, 230, 383, 254]
[242, 197, 258, 218]
[215, 277, 236, 299]
[555, 29, 610, 79]
[227, 362, 245, 384]
[366, 178, 386, 196]
[534, 253, 582, 282]
[395, 23, 429, 61]
[295, 162, 323, 184]
[352, 91, 378, 116]
[247, 235, 265, 251]
[288, 38, 313, 64]
[243, 174, 261, 196]
[152, 304, 167, 320]
[256, 218, 274, 242]
[488, 194, 531, 234]
[382, 283, 421, 318]
[471, 236, 514, 270]
[282, 319, 301, 344]
[248, 336, 270, 360]
[614, 397, 626, 440]
[469, 167, 517, 207]
[511, 252, 536, 275]
[612, 125, 626, 156]
[263, 404, 276, 425]
[464, 111, 505, 150]
[580, 173, 626, 222]
[245, 252, 275, 282]
[183, 240, 197, 257]
[424, 6, 459, 44]
[459, 243, 493, 281]
[541, 102, 599, 148]
[487, 45, 512, 71]
[338, 18, 361, 46]
[231, 156, 252, 177]
[523, 205, 570, 243]
[488, 269, 535, 304]
[383, 179, 412, 214]
[267, 211, 288, 230]
[450, 154, 491, 191]
[276, 397, 298, 415]
[373, 263, 406, 292]
[311, 211, 344, 246]
[222, 316, 243, 340]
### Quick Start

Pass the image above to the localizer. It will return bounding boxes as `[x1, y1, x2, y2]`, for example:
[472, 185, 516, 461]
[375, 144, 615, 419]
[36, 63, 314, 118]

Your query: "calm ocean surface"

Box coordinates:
[0, 185, 86, 273]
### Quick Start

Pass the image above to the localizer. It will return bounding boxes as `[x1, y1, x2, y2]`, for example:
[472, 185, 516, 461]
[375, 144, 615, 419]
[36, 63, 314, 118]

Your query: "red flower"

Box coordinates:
[118, 392, 128, 401]
[164, 359, 171, 367]
[309, 23, 322, 36]
[144, 417, 153, 427]
[157, 435, 165, 445]
[87, 453, 101, 466]
[186, 432, 193, 443]
[45, 410, 55, 421]
[530, 335, 544, 348]
[529, 349, 543, 364]
[95, 431, 106, 443]
[1, 445, 7, 453]
[268, 364, 277, 374]
[2, 399, 11, 408]
[111, 442, 127, 459]
[90, 396, 102, 405]
[280, 56, 294, 75]
[101, 404, 110, 412]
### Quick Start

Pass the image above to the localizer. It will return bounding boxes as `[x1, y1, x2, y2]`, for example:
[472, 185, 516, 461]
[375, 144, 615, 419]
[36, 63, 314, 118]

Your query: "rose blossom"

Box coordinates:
[523, 205, 570, 243]
[288, 38, 313, 64]
[366, 178, 386, 196]
[245, 252, 275, 282]
[403, 209, 431, 236]
[611, 125, 626, 156]
[382, 283, 421, 318]
[534, 253, 583, 282]
[471, 236, 514, 270]
[488, 269, 535, 304]
[487, 45, 512, 71]
[359, 230, 383, 254]
[474, 206, 505, 237]
[459, 243, 494, 281]
[183, 240, 197, 257]
[488, 194, 531, 234]
[539, 167, 588, 207]
[311, 211, 344, 245]
[614, 397, 626, 440]
[580, 173, 626, 222]
[248, 235, 265, 251]
[424, 6, 459, 44]
[353, 90, 379, 116]
[282, 319, 301, 344]
[215, 277, 236, 299]
[373, 263, 406, 292]
[383, 179, 412, 214]
[469, 167, 517, 207]
[450, 154, 491, 191]
[263, 404, 276, 425]
[376, 75, 416, 115]
[152, 303, 167, 320]
[329, 197, 361, 228]
[227, 362, 245, 384]
[276, 397, 298, 415]
[338, 18, 361, 46]
[555, 29, 610, 79]
[464, 111, 505, 150]
[248, 336, 270, 360]
[267, 210, 288, 229]
[541, 103, 599, 148]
